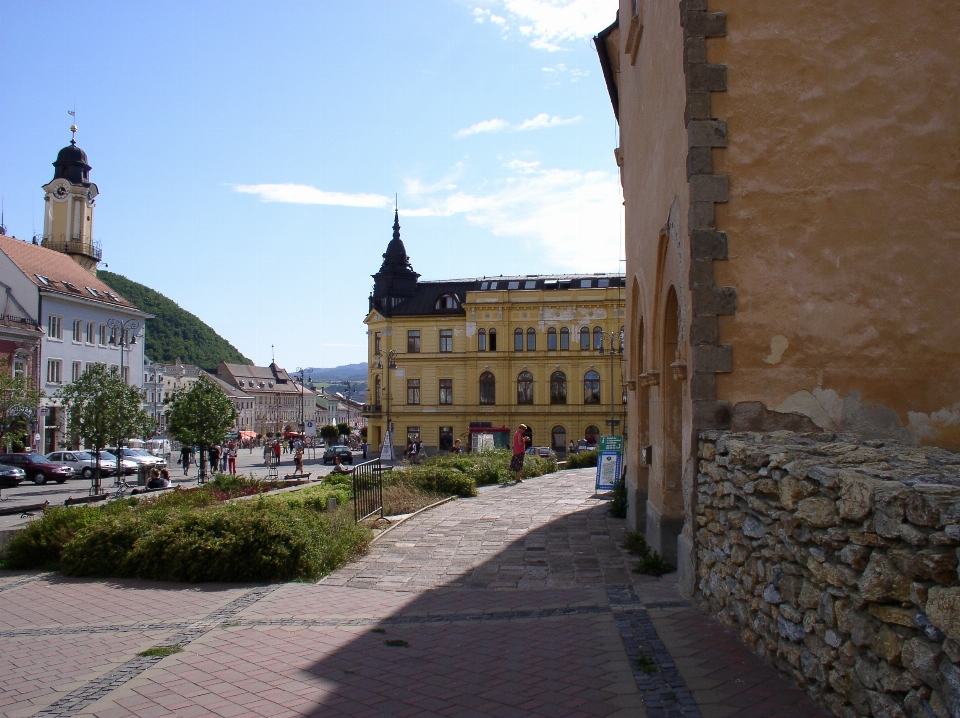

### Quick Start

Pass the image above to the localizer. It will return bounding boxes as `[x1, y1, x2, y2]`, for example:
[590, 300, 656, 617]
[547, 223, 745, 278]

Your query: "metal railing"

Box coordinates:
[41, 237, 102, 260]
[352, 459, 383, 522]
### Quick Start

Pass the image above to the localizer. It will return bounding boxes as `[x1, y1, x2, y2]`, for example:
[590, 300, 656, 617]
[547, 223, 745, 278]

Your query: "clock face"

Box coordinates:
[52, 183, 68, 201]
[86, 189, 96, 206]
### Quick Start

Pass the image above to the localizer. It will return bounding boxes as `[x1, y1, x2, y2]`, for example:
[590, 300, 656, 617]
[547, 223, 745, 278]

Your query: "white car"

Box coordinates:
[97, 451, 140, 476]
[47, 451, 116, 479]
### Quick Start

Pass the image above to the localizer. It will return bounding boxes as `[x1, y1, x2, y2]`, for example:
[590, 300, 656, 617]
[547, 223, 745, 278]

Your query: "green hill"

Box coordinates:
[98, 271, 252, 371]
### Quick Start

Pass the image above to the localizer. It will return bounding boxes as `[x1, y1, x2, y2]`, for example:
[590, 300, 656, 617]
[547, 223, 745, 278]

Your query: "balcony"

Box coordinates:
[361, 403, 382, 417]
[41, 237, 102, 262]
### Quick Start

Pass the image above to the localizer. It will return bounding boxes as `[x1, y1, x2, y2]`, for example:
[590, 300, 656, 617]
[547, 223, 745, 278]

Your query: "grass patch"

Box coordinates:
[382, 484, 445, 515]
[634, 551, 675, 576]
[635, 653, 657, 674]
[385, 639, 409, 647]
[138, 645, 182, 657]
[623, 531, 649, 557]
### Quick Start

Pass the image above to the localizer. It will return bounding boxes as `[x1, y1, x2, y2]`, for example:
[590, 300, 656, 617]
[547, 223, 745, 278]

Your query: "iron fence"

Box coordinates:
[352, 459, 383, 522]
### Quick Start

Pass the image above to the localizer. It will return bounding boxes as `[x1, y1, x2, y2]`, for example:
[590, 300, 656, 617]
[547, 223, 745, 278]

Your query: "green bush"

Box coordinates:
[270, 480, 353, 514]
[565, 449, 599, 469]
[634, 551, 675, 576]
[4, 506, 104, 569]
[609, 479, 627, 518]
[403, 465, 478, 497]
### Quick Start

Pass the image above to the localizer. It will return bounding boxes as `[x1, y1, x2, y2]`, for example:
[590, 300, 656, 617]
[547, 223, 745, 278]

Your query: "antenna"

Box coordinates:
[271, 344, 275, 364]
[395, 194, 398, 212]
[0, 198, 6, 236]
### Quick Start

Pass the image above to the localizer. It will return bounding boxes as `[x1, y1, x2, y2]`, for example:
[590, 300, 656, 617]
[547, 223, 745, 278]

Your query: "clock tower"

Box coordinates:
[41, 125, 101, 272]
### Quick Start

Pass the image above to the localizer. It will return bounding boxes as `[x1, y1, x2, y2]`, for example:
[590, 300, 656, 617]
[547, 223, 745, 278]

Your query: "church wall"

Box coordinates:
[708, 0, 960, 450]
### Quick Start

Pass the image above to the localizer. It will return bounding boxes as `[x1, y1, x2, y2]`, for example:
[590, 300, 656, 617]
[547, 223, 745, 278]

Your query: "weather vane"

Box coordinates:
[68, 109, 77, 143]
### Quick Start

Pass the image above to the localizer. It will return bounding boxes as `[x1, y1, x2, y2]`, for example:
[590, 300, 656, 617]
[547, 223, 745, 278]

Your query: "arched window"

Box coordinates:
[593, 326, 603, 350]
[434, 294, 459, 310]
[584, 370, 601, 404]
[375, 375, 381, 404]
[517, 371, 533, 404]
[559, 327, 569, 350]
[479, 371, 496, 405]
[585, 425, 600, 445]
[12, 352, 28, 379]
[579, 326, 590, 350]
[478, 328, 486, 351]
[526, 328, 536, 351]
[550, 371, 567, 405]
[514, 328, 524, 351]
[489, 328, 497, 351]
[547, 327, 557, 351]
[551, 426, 567, 452]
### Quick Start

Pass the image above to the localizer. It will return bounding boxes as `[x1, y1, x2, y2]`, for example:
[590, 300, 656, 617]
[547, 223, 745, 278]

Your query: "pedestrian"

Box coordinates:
[273, 440, 282, 466]
[209, 445, 221, 475]
[511, 424, 529, 483]
[263, 442, 271, 466]
[568, 439, 575, 454]
[361, 441, 367, 460]
[179, 445, 191, 475]
[227, 441, 237, 474]
[294, 446, 304, 474]
[451, 439, 462, 455]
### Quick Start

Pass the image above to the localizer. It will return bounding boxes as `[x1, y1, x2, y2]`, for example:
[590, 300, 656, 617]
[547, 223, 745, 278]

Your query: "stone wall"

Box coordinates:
[695, 430, 960, 718]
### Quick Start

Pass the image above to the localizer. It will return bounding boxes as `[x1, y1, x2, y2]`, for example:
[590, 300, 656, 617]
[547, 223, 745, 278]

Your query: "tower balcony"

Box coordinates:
[41, 237, 102, 262]
[361, 403, 382, 417]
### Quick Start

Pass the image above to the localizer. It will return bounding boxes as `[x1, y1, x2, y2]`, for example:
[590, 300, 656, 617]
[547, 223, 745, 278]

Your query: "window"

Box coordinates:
[560, 327, 570, 350]
[85, 287, 99, 297]
[594, 326, 603, 350]
[580, 326, 590, 350]
[407, 379, 420, 405]
[547, 327, 557, 351]
[47, 314, 62, 340]
[489, 328, 497, 351]
[71, 361, 82, 382]
[99, 324, 108, 346]
[86, 321, 95, 344]
[526, 328, 536, 351]
[584, 371, 601, 404]
[374, 375, 381, 404]
[407, 330, 421, 353]
[478, 328, 486, 351]
[439, 329, 453, 352]
[507, 281, 519, 290]
[598, 278, 610, 288]
[13, 355, 27, 378]
[479, 371, 496, 405]
[435, 294, 458, 309]
[374, 332, 381, 355]
[46, 359, 62, 384]
[407, 427, 421, 447]
[552, 426, 567, 452]
[439, 379, 453, 405]
[35, 274, 51, 286]
[524, 280, 536, 289]
[439, 426, 454, 451]
[514, 328, 523, 351]
[517, 371, 533, 405]
[72, 319, 82, 343]
[585, 425, 600, 445]
[551, 371, 567, 405]
[122, 366, 130, 384]
[580, 279, 592, 288]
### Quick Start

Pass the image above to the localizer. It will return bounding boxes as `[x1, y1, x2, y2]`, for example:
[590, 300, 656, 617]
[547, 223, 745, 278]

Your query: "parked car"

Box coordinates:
[0, 465, 25, 487]
[46, 451, 117, 479]
[144, 439, 171, 458]
[97, 451, 139, 476]
[0, 453, 74, 484]
[107, 448, 167, 471]
[526, 446, 557, 460]
[322, 445, 353, 465]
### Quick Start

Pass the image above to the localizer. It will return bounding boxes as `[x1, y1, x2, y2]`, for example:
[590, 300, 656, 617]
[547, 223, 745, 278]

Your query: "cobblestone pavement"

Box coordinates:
[0, 468, 830, 718]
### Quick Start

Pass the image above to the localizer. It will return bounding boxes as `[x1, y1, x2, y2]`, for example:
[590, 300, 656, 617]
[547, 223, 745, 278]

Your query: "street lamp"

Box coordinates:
[107, 318, 141, 480]
[597, 329, 624, 436]
[374, 349, 397, 461]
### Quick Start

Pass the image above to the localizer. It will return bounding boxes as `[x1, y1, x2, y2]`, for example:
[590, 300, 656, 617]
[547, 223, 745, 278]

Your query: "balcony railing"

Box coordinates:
[361, 403, 382, 416]
[41, 237, 102, 261]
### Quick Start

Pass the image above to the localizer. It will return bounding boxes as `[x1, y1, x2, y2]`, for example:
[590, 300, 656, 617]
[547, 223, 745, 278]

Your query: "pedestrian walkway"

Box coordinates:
[0, 468, 830, 718]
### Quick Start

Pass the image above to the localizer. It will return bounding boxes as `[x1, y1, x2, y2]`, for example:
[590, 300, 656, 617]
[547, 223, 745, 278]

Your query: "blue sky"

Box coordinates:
[0, 0, 621, 368]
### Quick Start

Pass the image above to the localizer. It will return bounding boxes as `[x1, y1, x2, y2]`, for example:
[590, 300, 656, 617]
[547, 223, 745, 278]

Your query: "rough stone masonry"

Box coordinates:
[694, 430, 960, 718]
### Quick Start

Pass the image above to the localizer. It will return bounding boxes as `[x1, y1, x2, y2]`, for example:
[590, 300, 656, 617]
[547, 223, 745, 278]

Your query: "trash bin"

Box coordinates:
[137, 466, 149, 486]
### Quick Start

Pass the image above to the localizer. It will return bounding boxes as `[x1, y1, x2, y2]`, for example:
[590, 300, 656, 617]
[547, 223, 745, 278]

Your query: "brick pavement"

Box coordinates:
[0, 468, 831, 718]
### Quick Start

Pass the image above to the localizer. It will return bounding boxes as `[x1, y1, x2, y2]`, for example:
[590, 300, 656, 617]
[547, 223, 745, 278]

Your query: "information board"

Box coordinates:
[596, 435, 623, 491]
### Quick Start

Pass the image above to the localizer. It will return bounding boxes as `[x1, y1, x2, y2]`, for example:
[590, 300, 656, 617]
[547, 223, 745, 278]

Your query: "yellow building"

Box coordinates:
[363, 212, 626, 457]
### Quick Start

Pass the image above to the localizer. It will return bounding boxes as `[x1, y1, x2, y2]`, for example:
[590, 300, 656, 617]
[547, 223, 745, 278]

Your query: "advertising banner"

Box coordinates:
[596, 435, 623, 491]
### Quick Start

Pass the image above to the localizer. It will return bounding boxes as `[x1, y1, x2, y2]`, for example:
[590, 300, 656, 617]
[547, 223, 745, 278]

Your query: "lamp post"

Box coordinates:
[374, 350, 397, 461]
[107, 318, 141, 478]
[597, 329, 624, 436]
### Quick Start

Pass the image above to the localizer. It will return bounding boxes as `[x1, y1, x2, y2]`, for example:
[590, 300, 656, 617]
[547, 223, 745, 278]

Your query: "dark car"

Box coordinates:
[322, 445, 353, 465]
[0, 453, 74, 484]
[0, 465, 26, 487]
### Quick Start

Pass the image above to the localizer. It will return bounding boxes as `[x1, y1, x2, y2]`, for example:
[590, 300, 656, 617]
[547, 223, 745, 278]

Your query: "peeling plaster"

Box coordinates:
[763, 335, 789, 364]
[773, 388, 914, 444]
[907, 404, 960, 451]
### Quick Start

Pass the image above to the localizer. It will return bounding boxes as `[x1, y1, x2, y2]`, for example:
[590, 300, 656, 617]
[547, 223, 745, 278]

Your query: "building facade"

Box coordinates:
[363, 212, 626, 457]
[142, 357, 166, 433]
[595, 1, 960, 579]
[216, 362, 314, 435]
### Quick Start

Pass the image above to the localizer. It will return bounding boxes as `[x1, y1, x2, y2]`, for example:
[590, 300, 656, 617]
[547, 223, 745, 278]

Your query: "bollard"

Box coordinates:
[328, 497, 337, 512]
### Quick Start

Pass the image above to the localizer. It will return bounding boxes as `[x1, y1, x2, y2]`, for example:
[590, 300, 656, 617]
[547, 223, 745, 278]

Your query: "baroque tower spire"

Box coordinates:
[370, 207, 420, 314]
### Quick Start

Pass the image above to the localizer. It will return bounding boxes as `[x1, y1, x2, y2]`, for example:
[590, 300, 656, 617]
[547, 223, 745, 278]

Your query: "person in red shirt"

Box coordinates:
[272, 441, 282, 466]
[511, 424, 529, 483]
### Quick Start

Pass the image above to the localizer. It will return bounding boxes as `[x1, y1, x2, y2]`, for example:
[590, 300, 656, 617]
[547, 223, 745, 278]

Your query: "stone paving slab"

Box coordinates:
[0, 468, 831, 718]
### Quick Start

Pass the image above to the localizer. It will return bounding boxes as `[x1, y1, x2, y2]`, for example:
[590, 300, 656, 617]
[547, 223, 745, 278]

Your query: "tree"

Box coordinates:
[57, 363, 151, 489]
[0, 359, 43, 451]
[337, 422, 352, 439]
[320, 424, 339, 445]
[166, 376, 238, 480]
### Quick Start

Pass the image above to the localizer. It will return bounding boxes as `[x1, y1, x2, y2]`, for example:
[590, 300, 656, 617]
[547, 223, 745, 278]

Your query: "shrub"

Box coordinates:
[4, 506, 103, 569]
[623, 531, 649, 557]
[407, 466, 477, 497]
[565, 449, 598, 469]
[271, 481, 353, 514]
[609, 479, 627, 518]
[634, 551, 675, 576]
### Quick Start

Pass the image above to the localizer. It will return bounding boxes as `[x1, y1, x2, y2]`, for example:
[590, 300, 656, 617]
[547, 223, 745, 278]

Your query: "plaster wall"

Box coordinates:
[709, 0, 960, 449]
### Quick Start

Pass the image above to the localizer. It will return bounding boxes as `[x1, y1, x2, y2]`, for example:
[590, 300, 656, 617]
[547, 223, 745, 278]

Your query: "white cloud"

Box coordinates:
[455, 118, 510, 137]
[403, 164, 623, 271]
[491, 0, 618, 50]
[515, 113, 581, 131]
[233, 183, 389, 208]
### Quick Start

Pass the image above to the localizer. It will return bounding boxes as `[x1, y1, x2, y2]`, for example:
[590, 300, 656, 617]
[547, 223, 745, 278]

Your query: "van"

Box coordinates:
[145, 439, 171, 458]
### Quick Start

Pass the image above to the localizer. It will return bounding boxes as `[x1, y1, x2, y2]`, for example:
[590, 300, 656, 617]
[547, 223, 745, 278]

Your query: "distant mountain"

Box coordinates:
[303, 363, 368, 382]
[98, 271, 252, 371]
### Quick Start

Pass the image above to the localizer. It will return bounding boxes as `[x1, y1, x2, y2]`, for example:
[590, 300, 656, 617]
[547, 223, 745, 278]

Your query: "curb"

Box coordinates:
[370, 495, 458, 544]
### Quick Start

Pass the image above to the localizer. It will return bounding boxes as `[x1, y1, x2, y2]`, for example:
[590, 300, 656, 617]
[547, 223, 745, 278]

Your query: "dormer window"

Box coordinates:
[598, 279, 610, 288]
[507, 281, 520, 290]
[489, 282, 498, 290]
[35, 274, 50, 286]
[61, 281, 80, 293]
[524, 281, 536, 289]
[86, 287, 99, 297]
[580, 279, 592, 288]
[435, 294, 459, 310]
